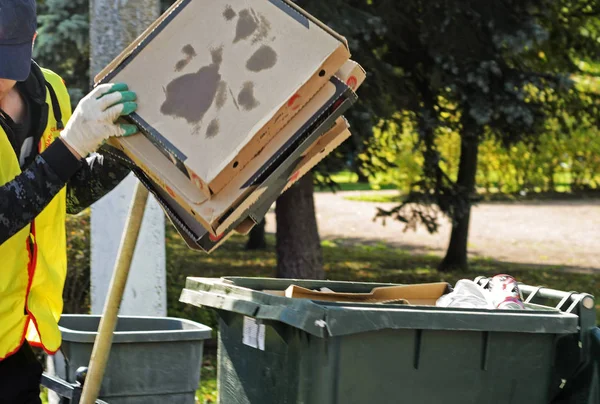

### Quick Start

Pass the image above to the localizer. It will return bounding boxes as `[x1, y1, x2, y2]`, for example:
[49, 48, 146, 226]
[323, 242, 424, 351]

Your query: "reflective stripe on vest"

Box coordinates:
[0, 68, 72, 360]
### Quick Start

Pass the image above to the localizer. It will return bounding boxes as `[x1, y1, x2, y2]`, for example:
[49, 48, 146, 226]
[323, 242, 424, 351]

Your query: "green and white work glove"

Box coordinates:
[60, 83, 138, 158]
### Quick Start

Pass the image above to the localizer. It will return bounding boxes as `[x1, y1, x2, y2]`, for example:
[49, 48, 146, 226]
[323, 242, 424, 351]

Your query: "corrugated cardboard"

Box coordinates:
[106, 59, 364, 210]
[107, 134, 209, 205]
[281, 119, 351, 194]
[130, 154, 284, 254]
[125, 111, 352, 253]
[202, 77, 356, 235]
[117, 75, 354, 237]
[274, 283, 450, 306]
[334, 60, 366, 92]
[96, 0, 350, 198]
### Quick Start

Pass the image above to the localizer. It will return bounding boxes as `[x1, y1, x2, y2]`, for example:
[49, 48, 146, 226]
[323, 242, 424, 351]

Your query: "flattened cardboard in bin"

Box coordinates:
[282, 283, 448, 306]
[95, 0, 350, 198]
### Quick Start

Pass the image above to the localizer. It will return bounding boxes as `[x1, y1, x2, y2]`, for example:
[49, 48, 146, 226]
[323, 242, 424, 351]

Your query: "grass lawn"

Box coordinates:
[315, 171, 397, 192]
[165, 230, 600, 403]
[345, 192, 403, 203]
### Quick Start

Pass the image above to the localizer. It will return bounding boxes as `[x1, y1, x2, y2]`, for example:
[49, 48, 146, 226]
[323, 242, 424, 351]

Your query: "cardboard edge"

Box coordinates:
[214, 83, 357, 235]
[208, 44, 350, 194]
[182, 110, 353, 248]
[240, 77, 351, 189]
[107, 135, 209, 205]
[99, 146, 220, 252]
[280, 0, 350, 52]
[338, 60, 367, 93]
[282, 123, 351, 194]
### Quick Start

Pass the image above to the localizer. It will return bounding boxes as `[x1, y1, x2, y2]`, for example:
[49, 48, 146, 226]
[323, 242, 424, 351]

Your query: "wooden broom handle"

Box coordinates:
[80, 181, 149, 404]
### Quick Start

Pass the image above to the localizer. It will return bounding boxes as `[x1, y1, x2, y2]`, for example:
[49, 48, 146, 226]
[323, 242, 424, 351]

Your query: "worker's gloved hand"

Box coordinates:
[60, 83, 138, 158]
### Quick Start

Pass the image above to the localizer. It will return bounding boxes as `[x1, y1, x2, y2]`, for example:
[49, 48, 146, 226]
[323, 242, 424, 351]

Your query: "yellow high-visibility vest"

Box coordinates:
[0, 68, 71, 360]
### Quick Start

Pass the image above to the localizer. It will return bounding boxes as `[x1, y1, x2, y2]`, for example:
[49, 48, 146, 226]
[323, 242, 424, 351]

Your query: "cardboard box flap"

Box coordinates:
[129, 163, 231, 252]
[126, 106, 353, 252]
[142, 114, 348, 253]
[130, 113, 332, 253]
[284, 283, 449, 306]
[99, 146, 207, 247]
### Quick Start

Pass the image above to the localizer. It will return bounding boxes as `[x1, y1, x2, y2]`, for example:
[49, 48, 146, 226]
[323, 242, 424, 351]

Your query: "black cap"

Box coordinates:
[0, 0, 37, 81]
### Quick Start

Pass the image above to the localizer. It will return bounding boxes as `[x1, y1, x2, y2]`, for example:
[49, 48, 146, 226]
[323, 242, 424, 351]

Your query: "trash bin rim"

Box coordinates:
[181, 278, 581, 337]
[58, 314, 213, 344]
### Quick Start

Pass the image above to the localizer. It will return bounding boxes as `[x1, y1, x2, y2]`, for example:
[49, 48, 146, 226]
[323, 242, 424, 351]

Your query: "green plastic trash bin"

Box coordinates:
[179, 277, 597, 404]
[46, 315, 212, 404]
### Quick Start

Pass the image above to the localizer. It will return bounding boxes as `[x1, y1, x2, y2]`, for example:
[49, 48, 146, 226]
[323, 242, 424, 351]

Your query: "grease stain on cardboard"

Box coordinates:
[216, 81, 228, 109]
[230, 7, 271, 45]
[182, 44, 197, 57]
[223, 6, 236, 21]
[238, 81, 259, 111]
[161, 47, 224, 124]
[252, 14, 272, 44]
[233, 9, 259, 43]
[246, 45, 278, 72]
[174, 44, 197, 72]
[206, 119, 220, 138]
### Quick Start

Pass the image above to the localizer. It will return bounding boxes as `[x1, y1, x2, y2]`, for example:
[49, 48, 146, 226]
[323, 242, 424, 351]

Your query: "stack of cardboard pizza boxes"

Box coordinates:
[96, 0, 366, 252]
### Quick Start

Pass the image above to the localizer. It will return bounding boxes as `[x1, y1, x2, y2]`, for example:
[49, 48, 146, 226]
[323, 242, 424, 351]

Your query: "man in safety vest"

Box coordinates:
[0, 0, 140, 401]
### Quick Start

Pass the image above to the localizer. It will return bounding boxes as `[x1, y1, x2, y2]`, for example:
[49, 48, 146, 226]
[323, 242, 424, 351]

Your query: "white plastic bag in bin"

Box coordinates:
[436, 279, 496, 309]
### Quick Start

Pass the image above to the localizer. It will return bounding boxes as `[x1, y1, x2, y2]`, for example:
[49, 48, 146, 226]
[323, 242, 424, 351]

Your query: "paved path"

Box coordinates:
[265, 191, 600, 271]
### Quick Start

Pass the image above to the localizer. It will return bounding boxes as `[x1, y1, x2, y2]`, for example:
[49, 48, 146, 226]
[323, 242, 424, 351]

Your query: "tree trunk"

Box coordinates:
[356, 169, 370, 184]
[439, 134, 479, 272]
[276, 174, 324, 279]
[246, 219, 267, 250]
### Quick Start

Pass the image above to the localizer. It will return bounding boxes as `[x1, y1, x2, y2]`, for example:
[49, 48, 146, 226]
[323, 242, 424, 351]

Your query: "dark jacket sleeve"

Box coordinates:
[0, 140, 82, 244]
[65, 145, 132, 214]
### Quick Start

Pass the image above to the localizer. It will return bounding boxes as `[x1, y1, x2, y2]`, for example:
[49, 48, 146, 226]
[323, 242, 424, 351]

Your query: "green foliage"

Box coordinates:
[197, 354, 218, 404]
[368, 124, 600, 196]
[34, 0, 90, 106]
[333, 0, 600, 239]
